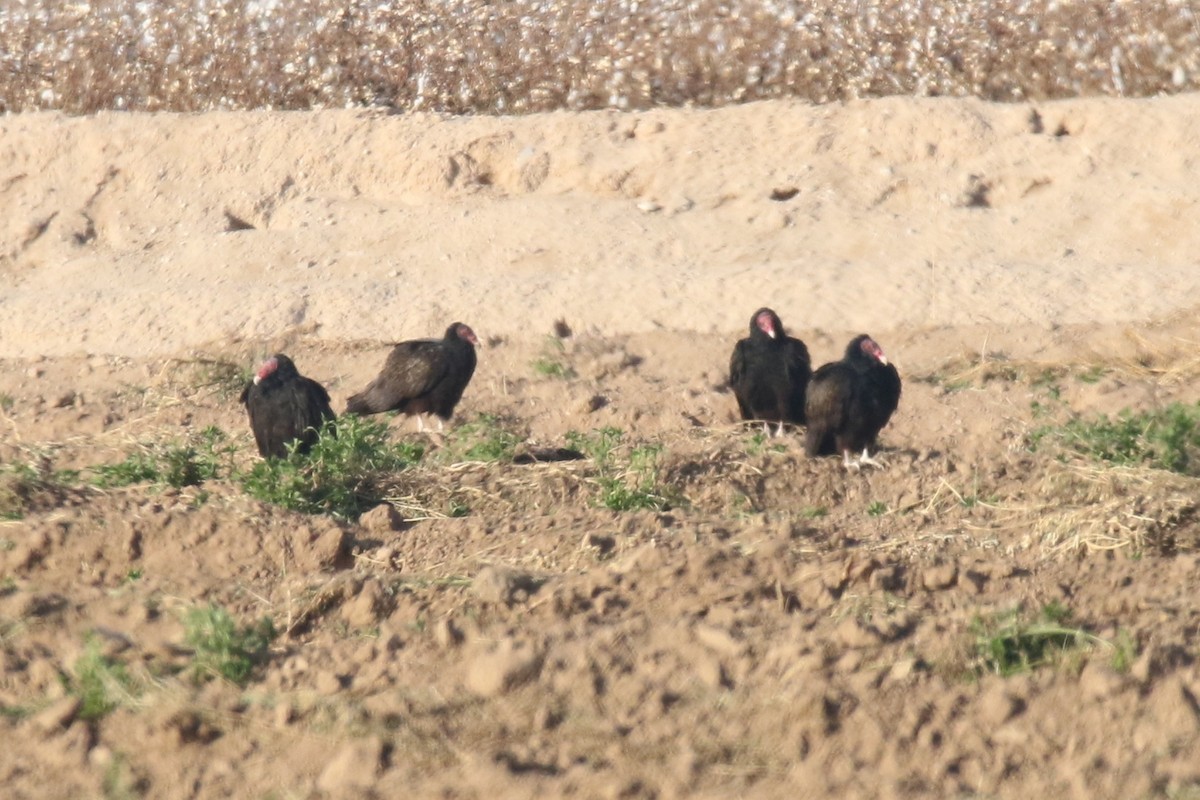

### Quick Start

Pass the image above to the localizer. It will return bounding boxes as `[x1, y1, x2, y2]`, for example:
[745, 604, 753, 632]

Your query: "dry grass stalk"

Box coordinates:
[926, 337, 1200, 389]
[5, 1, 1200, 115]
[1114, 330, 1200, 385]
[1032, 462, 1198, 556]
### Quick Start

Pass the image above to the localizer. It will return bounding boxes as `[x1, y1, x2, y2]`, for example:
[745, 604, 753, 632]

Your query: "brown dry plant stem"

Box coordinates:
[4, 2, 1200, 115]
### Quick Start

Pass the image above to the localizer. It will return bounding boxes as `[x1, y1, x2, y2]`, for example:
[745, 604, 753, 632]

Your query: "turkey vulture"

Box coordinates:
[240, 354, 336, 459]
[729, 307, 812, 436]
[345, 322, 479, 431]
[804, 334, 901, 470]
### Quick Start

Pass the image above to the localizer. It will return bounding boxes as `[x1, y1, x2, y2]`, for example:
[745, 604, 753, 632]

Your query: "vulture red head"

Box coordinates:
[753, 308, 781, 340]
[254, 356, 278, 384]
[254, 354, 300, 385]
[451, 322, 479, 347]
[858, 336, 889, 366]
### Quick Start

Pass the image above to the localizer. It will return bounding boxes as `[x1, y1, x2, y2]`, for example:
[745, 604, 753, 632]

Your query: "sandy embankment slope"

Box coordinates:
[2, 94, 1199, 360]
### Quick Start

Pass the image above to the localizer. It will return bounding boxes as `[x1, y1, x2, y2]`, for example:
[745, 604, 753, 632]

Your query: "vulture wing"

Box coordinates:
[346, 340, 448, 415]
[728, 338, 755, 419]
[858, 363, 902, 445]
[783, 336, 812, 424]
[804, 362, 854, 456]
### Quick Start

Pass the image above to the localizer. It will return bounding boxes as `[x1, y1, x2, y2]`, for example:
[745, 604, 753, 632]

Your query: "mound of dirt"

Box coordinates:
[4, 96, 1200, 358]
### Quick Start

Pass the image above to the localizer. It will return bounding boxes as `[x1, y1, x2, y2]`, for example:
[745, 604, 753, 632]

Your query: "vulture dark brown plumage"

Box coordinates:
[345, 322, 479, 431]
[804, 334, 902, 470]
[729, 308, 812, 436]
[240, 353, 336, 459]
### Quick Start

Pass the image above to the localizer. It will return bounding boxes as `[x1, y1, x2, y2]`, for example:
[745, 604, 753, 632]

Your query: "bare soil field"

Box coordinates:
[2, 97, 1200, 799]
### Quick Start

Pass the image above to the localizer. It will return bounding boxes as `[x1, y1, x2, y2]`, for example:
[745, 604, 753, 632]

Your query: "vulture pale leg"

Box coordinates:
[842, 450, 860, 472]
[759, 420, 786, 438]
[858, 448, 887, 469]
[416, 414, 444, 434]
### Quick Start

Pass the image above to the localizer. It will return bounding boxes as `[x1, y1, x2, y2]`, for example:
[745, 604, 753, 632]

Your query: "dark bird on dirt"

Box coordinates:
[345, 322, 479, 431]
[804, 334, 902, 471]
[240, 354, 336, 459]
[729, 307, 812, 436]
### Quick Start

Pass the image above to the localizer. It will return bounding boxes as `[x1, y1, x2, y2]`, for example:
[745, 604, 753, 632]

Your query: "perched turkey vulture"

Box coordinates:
[804, 334, 902, 470]
[345, 322, 479, 431]
[729, 307, 812, 436]
[239, 354, 336, 459]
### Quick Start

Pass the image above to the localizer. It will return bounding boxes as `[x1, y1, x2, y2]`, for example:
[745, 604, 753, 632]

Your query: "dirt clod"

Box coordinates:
[920, 563, 959, 591]
[465, 639, 544, 697]
[341, 578, 386, 629]
[472, 565, 545, 605]
[433, 618, 463, 649]
[359, 503, 405, 535]
[33, 696, 81, 736]
[316, 738, 387, 796]
[292, 522, 351, 572]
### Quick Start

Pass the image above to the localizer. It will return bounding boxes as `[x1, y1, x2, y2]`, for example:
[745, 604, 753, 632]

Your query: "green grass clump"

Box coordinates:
[70, 639, 138, 721]
[239, 415, 419, 519]
[190, 358, 255, 401]
[0, 463, 42, 520]
[441, 413, 522, 463]
[1031, 402, 1200, 475]
[531, 336, 577, 380]
[0, 703, 33, 721]
[0, 456, 79, 520]
[91, 453, 160, 488]
[566, 427, 675, 512]
[970, 602, 1103, 677]
[161, 428, 232, 486]
[1076, 365, 1108, 384]
[743, 430, 787, 457]
[184, 605, 276, 686]
[566, 426, 623, 465]
[92, 426, 234, 489]
[532, 358, 576, 379]
[1109, 629, 1138, 674]
[606, 443, 671, 512]
[102, 754, 142, 800]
